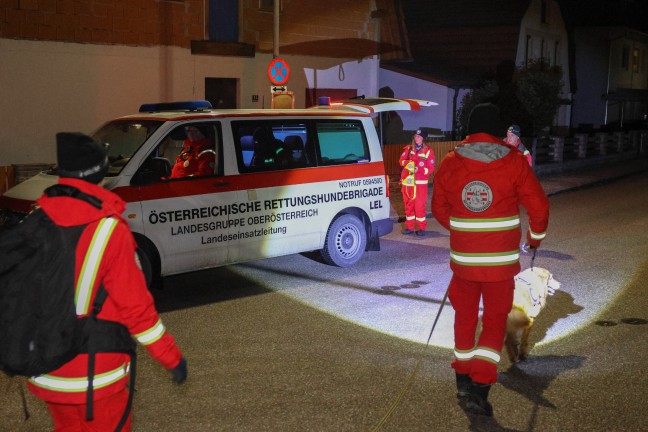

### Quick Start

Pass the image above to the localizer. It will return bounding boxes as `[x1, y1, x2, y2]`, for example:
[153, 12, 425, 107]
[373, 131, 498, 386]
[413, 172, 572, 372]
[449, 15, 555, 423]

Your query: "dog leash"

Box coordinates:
[522, 243, 537, 269]
[530, 247, 537, 269]
[371, 284, 450, 432]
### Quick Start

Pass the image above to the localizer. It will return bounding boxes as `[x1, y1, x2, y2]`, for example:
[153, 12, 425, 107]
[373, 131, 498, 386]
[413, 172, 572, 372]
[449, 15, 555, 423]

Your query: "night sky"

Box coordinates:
[560, 0, 648, 33]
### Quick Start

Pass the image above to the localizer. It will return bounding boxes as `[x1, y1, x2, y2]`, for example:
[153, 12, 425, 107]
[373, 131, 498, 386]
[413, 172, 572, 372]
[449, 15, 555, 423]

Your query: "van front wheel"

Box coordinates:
[321, 214, 367, 267]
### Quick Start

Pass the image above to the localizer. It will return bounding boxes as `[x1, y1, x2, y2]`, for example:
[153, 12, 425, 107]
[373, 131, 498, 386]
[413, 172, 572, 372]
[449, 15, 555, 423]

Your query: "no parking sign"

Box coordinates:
[268, 58, 290, 85]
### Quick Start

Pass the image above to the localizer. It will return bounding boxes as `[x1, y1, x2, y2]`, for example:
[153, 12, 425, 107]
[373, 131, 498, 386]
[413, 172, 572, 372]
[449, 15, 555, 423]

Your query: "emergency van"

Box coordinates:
[0, 98, 434, 282]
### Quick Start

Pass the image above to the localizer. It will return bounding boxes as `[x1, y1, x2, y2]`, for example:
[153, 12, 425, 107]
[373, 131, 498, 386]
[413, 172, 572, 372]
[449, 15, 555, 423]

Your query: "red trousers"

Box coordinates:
[448, 275, 514, 384]
[46, 389, 131, 432]
[402, 183, 428, 230]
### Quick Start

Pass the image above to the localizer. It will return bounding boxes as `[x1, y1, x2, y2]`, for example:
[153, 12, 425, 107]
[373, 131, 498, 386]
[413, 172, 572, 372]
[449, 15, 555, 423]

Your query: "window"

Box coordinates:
[632, 48, 640, 73]
[541, 0, 547, 23]
[232, 119, 369, 173]
[316, 121, 369, 166]
[622, 45, 630, 70]
[209, 0, 238, 42]
[233, 120, 312, 173]
[92, 120, 163, 177]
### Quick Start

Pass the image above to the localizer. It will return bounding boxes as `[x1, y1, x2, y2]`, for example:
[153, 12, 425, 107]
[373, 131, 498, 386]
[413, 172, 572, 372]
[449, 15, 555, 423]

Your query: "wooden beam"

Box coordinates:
[190, 40, 256, 58]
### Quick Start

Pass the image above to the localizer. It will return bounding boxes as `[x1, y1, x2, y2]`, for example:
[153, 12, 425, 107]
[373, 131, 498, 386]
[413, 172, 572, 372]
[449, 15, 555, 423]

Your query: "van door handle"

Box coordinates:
[212, 182, 230, 188]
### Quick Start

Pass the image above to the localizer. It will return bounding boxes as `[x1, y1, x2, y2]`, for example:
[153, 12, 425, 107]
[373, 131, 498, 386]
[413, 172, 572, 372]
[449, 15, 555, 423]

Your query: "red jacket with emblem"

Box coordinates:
[432, 133, 549, 281]
[398, 143, 435, 184]
[28, 177, 183, 404]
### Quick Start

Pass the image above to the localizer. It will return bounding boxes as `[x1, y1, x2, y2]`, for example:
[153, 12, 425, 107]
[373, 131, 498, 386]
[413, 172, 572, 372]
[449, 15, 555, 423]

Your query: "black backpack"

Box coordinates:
[0, 184, 136, 430]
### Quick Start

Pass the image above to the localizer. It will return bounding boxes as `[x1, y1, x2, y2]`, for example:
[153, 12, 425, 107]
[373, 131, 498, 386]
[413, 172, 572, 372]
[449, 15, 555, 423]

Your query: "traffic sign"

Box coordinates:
[271, 85, 287, 93]
[268, 58, 290, 85]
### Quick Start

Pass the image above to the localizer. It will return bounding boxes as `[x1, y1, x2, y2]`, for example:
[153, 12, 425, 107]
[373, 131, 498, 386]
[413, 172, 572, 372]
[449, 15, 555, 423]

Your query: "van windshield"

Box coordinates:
[91, 120, 163, 176]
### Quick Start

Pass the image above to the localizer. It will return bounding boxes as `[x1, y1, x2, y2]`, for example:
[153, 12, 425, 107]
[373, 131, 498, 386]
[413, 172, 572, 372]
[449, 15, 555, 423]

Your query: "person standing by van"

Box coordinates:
[399, 129, 435, 236]
[170, 125, 215, 178]
[432, 104, 549, 416]
[28, 132, 188, 431]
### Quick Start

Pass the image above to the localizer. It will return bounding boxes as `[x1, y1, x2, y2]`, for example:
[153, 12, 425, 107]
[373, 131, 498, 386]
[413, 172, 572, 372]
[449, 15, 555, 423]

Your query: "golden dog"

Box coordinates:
[505, 267, 561, 363]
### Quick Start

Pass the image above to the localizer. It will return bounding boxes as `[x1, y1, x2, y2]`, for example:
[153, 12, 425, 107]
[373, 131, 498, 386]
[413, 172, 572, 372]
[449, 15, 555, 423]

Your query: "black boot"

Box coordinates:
[455, 374, 472, 400]
[465, 383, 493, 416]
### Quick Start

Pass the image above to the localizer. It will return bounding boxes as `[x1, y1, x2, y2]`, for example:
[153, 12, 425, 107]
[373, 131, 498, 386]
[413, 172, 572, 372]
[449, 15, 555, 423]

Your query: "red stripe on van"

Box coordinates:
[113, 162, 387, 203]
[402, 99, 422, 110]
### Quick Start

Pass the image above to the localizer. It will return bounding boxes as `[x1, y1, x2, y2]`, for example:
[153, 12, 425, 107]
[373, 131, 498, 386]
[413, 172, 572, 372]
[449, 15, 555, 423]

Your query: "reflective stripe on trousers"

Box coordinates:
[29, 363, 130, 392]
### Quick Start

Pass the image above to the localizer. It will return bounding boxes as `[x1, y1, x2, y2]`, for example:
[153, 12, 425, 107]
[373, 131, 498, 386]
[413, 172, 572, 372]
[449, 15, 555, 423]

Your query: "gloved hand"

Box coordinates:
[521, 243, 536, 253]
[170, 357, 188, 385]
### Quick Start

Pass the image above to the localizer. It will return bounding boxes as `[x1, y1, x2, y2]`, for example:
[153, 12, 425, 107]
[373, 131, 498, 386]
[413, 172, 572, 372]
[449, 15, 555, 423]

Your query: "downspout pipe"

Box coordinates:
[273, 0, 280, 58]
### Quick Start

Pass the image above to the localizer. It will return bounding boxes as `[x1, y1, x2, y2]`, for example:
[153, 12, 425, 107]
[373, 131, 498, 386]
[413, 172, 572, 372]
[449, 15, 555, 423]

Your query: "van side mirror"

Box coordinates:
[132, 157, 172, 185]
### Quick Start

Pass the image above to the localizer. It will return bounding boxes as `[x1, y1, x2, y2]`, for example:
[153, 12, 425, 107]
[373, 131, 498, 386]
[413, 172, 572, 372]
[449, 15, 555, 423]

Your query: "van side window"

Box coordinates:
[233, 121, 312, 173]
[316, 121, 370, 166]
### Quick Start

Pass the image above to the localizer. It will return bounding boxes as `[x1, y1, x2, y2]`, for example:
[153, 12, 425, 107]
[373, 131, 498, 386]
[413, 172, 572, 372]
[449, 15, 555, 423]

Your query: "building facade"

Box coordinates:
[1, 0, 390, 165]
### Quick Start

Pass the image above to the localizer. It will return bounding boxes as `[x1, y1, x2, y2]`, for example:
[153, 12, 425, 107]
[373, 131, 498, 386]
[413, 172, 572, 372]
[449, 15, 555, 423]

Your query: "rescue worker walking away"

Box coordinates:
[399, 129, 435, 237]
[28, 132, 188, 431]
[431, 104, 549, 416]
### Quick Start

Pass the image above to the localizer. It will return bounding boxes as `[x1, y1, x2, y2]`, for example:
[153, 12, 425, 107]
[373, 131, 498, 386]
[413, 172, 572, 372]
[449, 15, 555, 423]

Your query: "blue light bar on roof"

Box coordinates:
[138, 100, 213, 112]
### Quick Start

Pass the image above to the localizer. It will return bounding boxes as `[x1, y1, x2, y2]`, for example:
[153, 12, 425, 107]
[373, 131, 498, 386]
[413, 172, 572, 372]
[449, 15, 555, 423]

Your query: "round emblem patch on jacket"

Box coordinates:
[462, 181, 492, 212]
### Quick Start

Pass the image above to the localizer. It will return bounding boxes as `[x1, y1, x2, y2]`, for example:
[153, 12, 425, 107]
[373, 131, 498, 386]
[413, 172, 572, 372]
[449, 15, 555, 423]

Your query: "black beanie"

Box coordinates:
[56, 132, 108, 184]
[467, 103, 503, 137]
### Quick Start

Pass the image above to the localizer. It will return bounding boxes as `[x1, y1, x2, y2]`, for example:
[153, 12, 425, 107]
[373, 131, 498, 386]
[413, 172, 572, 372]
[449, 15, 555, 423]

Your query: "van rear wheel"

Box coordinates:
[134, 234, 162, 290]
[321, 214, 367, 267]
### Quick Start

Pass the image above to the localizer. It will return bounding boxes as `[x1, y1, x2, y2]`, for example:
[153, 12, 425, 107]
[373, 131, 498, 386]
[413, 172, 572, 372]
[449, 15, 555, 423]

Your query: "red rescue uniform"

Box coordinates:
[170, 137, 215, 178]
[28, 177, 183, 431]
[432, 132, 549, 384]
[399, 143, 435, 231]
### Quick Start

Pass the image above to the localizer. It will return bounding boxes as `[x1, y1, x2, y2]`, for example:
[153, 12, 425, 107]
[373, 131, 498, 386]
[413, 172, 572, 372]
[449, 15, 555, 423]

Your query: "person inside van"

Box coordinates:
[251, 127, 292, 169]
[170, 125, 216, 178]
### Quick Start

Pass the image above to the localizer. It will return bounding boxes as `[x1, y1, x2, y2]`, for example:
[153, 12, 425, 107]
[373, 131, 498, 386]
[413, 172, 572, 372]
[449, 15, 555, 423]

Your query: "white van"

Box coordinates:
[0, 98, 433, 281]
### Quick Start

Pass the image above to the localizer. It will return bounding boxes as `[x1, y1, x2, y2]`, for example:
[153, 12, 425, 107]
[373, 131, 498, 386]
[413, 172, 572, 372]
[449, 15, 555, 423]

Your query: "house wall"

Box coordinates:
[242, 0, 379, 53]
[517, 0, 571, 128]
[0, 37, 378, 165]
[608, 35, 648, 92]
[572, 27, 648, 128]
[0, 0, 378, 51]
[0, 0, 382, 166]
[572, 28, 610, 128]
[607, 33, 648, 124]
[0, 0, 206, 48]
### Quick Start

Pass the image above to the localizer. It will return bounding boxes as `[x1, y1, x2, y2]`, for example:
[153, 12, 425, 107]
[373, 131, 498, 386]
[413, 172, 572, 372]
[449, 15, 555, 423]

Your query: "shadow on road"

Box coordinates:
[153, 267, 272, 313]
[526, 290, 584, 351]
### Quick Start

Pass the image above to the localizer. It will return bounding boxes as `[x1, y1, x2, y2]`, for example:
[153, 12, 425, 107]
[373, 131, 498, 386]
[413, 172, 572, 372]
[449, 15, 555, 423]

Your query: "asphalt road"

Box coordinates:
[2, 170, 647, 432]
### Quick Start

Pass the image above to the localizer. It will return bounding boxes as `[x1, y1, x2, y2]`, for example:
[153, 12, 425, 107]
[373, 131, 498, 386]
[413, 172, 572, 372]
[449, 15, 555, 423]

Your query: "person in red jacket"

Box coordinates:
[432, 104, 549, 417]
[398, 129, 435, 236]
[28, 132, 187, 431]
[506, 124, 533, 167]
[170, 125, 216, 178]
